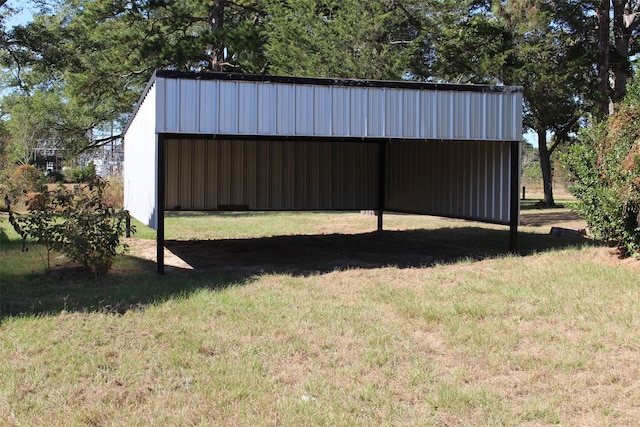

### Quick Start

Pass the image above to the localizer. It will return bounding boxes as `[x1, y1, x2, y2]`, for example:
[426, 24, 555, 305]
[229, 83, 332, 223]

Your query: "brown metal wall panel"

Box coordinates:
[319, 142, 332, 207]
[218, 140, 232, 205]
[192, 139, 207, 209]
[245, 141, 257, 209]
[385, 139, 512, 224]
[270, 141, 283, 209]
[179, 140, 193, 209]
[206, 140, 219, 208]
[282, 141, 295, 209]
[308, 142, 320, 207]
[256, 140, 270, 208]
[165, 140, 180, 209]
[164, 138, 379, 211]
[232, 140, 245, 204]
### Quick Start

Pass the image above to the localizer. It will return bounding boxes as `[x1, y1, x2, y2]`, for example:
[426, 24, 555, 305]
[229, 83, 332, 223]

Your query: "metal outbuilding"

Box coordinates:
[124, 70, 523, 273]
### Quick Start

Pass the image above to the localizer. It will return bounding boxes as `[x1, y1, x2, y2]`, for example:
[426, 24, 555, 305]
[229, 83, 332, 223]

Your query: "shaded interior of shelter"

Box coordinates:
[163, 138, 516, 225]
[160, 225, 592, 277]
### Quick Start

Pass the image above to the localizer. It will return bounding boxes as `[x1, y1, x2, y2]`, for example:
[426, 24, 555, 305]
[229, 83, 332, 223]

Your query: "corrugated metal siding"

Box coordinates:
[164, 139, 379, 211]
[155, 77, 523, 141]
[124, 83, 159, 229]
[385, 140, 513, 224]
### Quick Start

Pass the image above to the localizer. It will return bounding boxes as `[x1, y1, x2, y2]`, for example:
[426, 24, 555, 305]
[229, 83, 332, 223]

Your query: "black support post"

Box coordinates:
[509, 140, 520, 254]
[157, 136, 166, 274]
[377, 140, 387, 232]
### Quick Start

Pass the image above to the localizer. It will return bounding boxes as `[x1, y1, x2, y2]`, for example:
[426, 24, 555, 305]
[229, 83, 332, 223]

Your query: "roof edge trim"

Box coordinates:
[154, 70, 523, 94]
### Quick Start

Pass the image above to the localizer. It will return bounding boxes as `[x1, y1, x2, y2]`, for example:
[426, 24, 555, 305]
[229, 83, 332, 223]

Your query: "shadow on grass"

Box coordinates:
[1, 226, 598, 320]
[162, 227, 596, 275]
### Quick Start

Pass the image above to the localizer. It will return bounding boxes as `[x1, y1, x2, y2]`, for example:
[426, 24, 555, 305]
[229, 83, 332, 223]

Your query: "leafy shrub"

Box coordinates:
[7, 177, 134, 276]
[46, 170, 65, 183]
[69, 163, 97, 183]
[562, 79, 640, 256]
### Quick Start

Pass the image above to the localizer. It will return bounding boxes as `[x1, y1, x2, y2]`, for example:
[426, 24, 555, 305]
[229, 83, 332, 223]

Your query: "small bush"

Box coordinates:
[562, 79, 640, 256]
[69, 163, 97, 183]
[46, 170, 65, 183]
[7, 177, 134, 276]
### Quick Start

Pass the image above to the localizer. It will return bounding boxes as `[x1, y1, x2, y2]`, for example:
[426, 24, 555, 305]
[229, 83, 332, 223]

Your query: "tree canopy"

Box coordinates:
[411, 0, 636, 206]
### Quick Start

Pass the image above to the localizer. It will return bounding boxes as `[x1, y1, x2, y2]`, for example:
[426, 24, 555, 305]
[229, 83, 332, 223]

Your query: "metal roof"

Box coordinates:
[125, 71, 523, 142]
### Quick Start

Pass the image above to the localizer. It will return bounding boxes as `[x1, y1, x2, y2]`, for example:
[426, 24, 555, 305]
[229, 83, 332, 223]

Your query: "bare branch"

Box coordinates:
[76, 134, 123, 154]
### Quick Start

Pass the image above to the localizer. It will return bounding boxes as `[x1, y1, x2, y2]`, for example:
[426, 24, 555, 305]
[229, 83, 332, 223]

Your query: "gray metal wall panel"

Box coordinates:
[385, 139, 513, 224]
[163, 139, 378, 211]
[485, 94, 503, 140]
[436, 92, 451, 139]
[385, 89, 403, 137]
[257, 84, 276, 134]
[199, 80, 219, 134]
[296, 86, 314, 135]
[124, 83, 158, 229]
[367, 89, 385, 136]
[152, 76, 522, 142]
[332, 87, 350, 136]
[469, 93, 484, 140]
[179, 79, 198, 133]
[218, 82, 238, 134]
[314, 86, 331, 135]
[349, 88, 367, 136]
[402, 90, 419, 138]
[163, 78, 179, 132]
[239, 83, 258, 134]
[276, 85, 296, 135]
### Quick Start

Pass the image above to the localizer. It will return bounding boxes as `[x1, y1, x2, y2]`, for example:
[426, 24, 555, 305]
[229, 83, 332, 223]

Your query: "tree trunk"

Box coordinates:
[538, 128, 555, 206]
[612, 0, 628, 102]
[210, 0, 225, 31]
[612, 0, 640, 103]
[596, 0, 611, 115]
[207, 0, 226, 71]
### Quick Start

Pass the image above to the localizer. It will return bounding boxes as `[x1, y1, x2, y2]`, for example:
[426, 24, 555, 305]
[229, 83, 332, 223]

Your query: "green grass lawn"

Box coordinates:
[1, 207, 639, 426]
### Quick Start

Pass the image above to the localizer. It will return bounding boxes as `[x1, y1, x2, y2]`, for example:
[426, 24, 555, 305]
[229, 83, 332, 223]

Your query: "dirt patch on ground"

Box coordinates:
[591, 246, 640, 271]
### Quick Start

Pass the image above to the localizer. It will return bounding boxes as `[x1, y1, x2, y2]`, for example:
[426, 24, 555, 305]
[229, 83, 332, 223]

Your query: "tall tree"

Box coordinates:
[263, 0, 424, 79]
[611, 1, 640, 104]
[1, 0, 268, 157]
[414, 0, 595, 206]
[594, 0, 640, 114]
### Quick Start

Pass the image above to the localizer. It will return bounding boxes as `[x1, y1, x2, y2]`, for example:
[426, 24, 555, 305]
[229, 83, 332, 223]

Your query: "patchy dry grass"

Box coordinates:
[1, 204, 640, 426]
